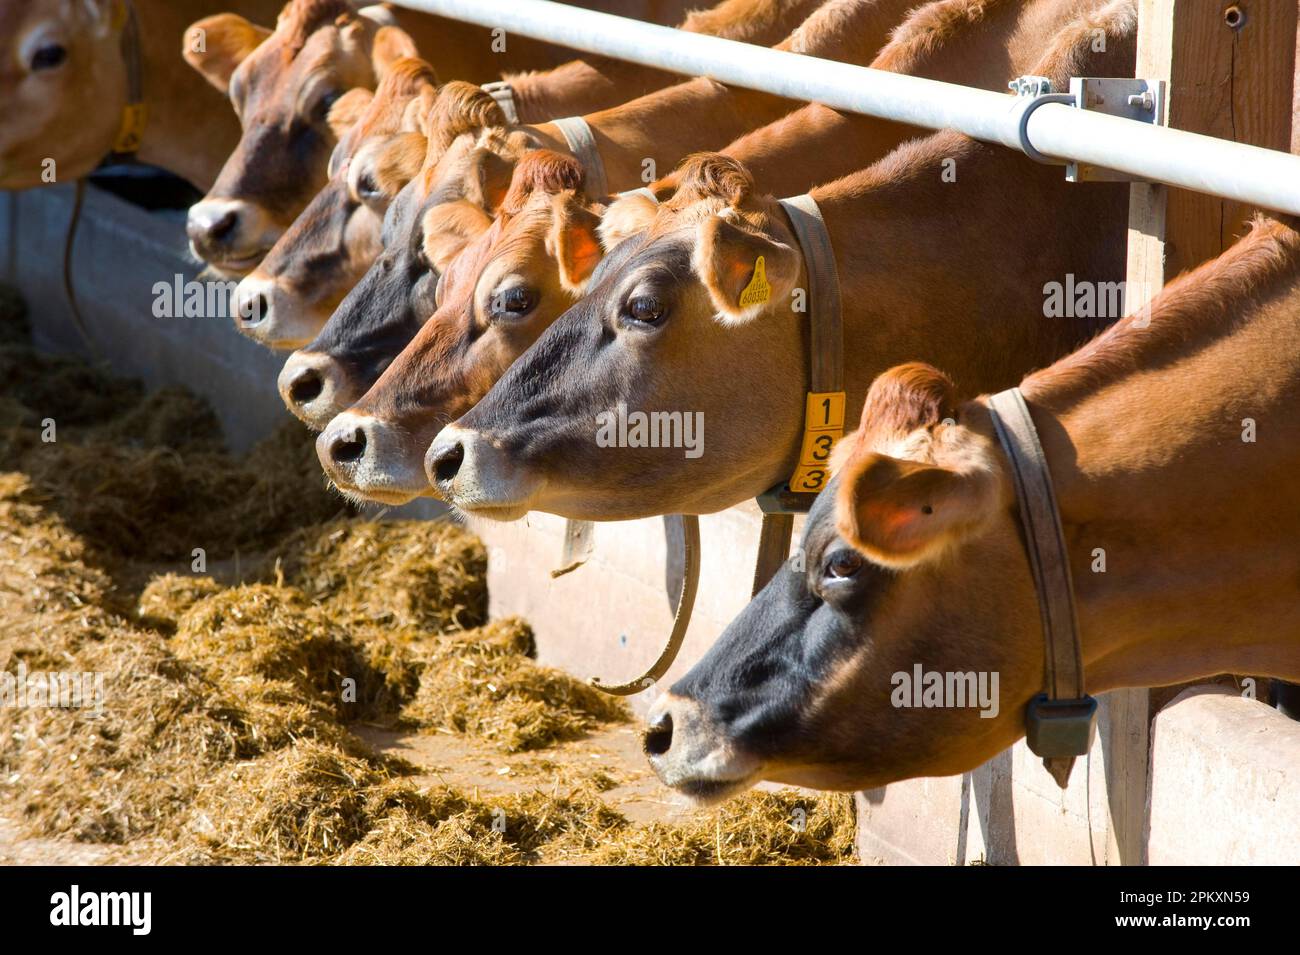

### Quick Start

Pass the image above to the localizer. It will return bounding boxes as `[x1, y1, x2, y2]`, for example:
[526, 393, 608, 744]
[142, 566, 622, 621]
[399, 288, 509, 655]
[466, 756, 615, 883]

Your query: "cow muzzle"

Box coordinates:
[425, 424, 539, 521]
[278, 350, 359, 429]
[643, 692, 763, 804]
[187, 199, 277, 274]
[233, 274, 322, 350]
[316, 410, 432, 506]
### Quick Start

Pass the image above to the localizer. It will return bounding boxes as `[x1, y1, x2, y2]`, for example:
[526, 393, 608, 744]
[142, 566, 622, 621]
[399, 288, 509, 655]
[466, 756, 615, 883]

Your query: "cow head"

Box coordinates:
[275, 82, 521, 428]
[313, 150, 604, 504]
[0, 0, 129, 188]
[426, 153, 809, 521]
[644, 363, 1043, 800]
[231, 54, 436, 349]
[184, 0, 410, 273]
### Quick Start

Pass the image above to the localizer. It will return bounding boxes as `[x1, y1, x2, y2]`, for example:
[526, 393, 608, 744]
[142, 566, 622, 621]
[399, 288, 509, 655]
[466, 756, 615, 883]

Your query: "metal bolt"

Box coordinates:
[1127, 90, 1155, 111]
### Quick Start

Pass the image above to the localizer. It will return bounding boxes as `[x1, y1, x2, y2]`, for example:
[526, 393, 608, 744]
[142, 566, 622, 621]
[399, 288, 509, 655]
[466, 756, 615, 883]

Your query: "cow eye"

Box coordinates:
[316, 90, 342, 122]
[623, 294, 666, 326]
[824, 548, 864, 581]
[491, 286, 537, 320]
[357, 172, 381, 201]
[31, 43, 67, 72]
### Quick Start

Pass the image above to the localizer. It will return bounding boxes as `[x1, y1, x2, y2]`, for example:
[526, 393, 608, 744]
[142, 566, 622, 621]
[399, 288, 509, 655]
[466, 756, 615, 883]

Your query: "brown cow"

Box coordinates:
[181, 0, 777, 273]
[231, 54, 437, 349]
[644, 218, 1300, 800]
[276, 0, 933, 427]
[315, 150, 604, 501]
[311, 0, 1113, 501]
[427, 1, 1137, 522]
[0, 0, 283, 191]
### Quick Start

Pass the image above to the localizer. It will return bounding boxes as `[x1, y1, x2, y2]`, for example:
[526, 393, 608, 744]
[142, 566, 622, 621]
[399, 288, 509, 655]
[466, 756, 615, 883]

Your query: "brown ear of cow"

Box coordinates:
[550, 196, 604, 294]
[327, 88, 375, 140]
[836, 452, 996, 568]
[693, 216, 799, 324]
[372, 26, 421, 80]
[422, 201, 494, 273]
[374, 131, 430, 194]
[183, 14, 272, 94]
[599, 192, 659, 252]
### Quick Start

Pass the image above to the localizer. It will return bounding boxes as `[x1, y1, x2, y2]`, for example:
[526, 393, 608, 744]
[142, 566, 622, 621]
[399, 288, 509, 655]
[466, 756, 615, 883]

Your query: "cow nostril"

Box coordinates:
[288, 369, 323, 406]
[329, 427, 366, 465]
[431, 441, 465, 485]
[643, 712, 674, 757]
[209, 209, 238, 241]
[239, 293, 269, 325]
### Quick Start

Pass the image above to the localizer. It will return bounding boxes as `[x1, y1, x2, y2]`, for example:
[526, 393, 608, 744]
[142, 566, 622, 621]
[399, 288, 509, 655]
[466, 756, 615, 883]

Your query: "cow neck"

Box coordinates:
[985, 387, 1096, 790]
[750, 194, 844, 597]
[106, 0, 147, 164]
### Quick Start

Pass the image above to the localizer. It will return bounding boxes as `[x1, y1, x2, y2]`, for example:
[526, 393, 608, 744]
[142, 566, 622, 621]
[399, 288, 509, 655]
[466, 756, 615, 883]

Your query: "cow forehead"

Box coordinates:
[235, 23, 348, 109]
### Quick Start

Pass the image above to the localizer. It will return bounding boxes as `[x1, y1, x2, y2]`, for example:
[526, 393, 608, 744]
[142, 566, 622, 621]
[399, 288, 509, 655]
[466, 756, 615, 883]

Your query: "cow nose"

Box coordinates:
[289, 367, 323, 405]
[278, 350, 352, 429]
[328, 424, 367, 465]
[187, 200, 244, 250]
[643, 710, 674, 757]
[426, 437, 465, 487]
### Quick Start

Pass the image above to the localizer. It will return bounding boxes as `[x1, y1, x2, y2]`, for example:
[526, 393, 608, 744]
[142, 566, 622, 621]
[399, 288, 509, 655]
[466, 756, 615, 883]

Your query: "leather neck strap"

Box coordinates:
[108, 0, 146, 162]
[986, 387, 1097, 788]
[751, 195, 845, 597]
[551, 116, 609, 199]
[481, 81, 520, 125]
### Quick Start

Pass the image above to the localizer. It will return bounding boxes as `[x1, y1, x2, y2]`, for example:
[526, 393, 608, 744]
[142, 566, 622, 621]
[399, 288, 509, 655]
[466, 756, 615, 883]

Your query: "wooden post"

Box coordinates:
[1115, 0, 1297, 866]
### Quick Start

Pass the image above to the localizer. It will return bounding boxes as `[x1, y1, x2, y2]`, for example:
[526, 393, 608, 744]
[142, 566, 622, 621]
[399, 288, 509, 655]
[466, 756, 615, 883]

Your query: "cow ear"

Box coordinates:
[183, 14, 271, 94]
[550, 196, 604, 293]
[599, 192, 658, 251]
[465, 149, 517, 214]
[371, 26, 420, 78]
[402, 86, 439, 134]
[836, 451, 997, 568]
[327, 88, 374, 140]
[693, 216, 799, 324]
[422, 201, 493, 272]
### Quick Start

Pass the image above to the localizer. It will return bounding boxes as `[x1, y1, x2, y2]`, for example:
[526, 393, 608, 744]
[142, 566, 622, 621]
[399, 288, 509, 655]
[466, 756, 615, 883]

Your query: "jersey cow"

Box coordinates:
[644, 218, 1300, 800]
[427, 1, 1137, 522]
[0, 0, 283, 191]
[310, 0, 1116, 502]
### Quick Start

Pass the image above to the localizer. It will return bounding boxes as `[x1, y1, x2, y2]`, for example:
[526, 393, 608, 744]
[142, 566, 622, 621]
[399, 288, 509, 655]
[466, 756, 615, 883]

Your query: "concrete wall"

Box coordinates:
[5, 185, 1296, 866]
[1, 184, 288, 451]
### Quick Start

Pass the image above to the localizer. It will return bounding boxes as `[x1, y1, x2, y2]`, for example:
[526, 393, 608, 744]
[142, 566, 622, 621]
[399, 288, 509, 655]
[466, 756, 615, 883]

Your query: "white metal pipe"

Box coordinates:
[391, 0, 1300, 216]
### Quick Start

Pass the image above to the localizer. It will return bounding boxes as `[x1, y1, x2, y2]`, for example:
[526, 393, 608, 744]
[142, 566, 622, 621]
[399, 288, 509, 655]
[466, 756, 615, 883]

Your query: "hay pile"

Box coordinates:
[0, 284, 857, 866]
[403, 619, 628, 752]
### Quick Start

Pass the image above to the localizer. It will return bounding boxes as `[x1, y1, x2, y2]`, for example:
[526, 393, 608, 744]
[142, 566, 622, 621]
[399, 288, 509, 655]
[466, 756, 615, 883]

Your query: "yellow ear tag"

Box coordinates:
[737, 255, 771, 308]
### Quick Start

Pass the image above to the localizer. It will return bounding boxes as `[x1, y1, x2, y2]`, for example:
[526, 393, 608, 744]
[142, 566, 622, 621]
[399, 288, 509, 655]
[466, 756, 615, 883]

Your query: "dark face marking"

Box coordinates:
[304, 177, 439, 388]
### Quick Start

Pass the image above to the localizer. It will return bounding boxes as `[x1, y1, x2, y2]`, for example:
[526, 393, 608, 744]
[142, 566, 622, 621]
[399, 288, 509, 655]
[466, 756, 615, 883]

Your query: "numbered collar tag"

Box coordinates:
[788, 391, 846, 494]
[738, 255, 771, 308]
[112, 103, 148, 156]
